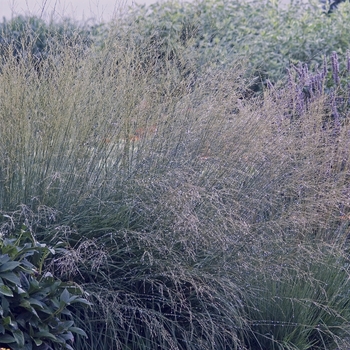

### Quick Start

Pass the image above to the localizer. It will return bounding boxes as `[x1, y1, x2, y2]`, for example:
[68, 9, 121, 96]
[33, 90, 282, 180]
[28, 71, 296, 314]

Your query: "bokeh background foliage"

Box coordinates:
[1, 0, 350, 349]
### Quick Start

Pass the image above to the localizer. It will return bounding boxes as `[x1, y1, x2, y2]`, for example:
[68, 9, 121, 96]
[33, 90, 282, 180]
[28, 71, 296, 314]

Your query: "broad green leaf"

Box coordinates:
[60, 307, 72, 317]
[61, 282, 84, 295]
[0, 333, 16, 343]
[0, 255, 11, 265]
[69, 297, 92, 306]
[19, 272, 30, 290]
[15, 317, 27, 329]
[59, 289, 70, 304]
[12, 329, 24, 347]
[69, 327, 88, 338]
[1, 272, 20, 285]
[28, 279, 40, 294]
[27, 298, 45, 309]
[59, 300, 66, 309]
[19, 301, 39, 318]
[2, 316, 11, 326]
[15, 286, 28, 296]
[67, 295, 79, 303]
[32, 338, 42, 346]
[19, 300, 31, 309]
[59, 332, 74, 342]
[9, 319, 18, 329]
[60, 320, 74, 329]
[2, 295, 9, 315]
[50, 297, 60, 309]
[0, 261, 20, 273]
[33, 331, 57, 341]
[0, 285, 13, 297]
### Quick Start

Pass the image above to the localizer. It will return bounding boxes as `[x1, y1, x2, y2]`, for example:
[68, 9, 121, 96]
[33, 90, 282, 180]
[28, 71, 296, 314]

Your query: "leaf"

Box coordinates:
[0, 261, 20, 273]
[32, 338, 42, 346]
[12, 329, 24, 347]
[8, 319, 18, 329]
[27, 298, 45, 309]
[60, 308, 72, 317]
[2, 296, 9, 316]
[69, 327, 88, 338]
[19, 272, 30, 290]
[69, 297, 92, 306]
[1, 272, 20, 285]
[0, 334, 16, 343]
[2, 316, 11, 326]
[0, 285, 13, 297]
[15, 286, 28, 296]
[59, 289, 70, 304]
[61, 282, 83, 295]
[50, 297, 60, 309]
[19, 301, 39, 318]
[60, 321, 74, 330]
[19, 300, 31, 309]
[58, 332, 74, 342]
[33, 331, 57, 341]
[0, 255, 11, 265]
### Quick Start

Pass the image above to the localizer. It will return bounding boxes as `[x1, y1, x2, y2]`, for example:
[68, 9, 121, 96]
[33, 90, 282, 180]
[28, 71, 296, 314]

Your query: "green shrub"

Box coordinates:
[124, 0, 350, 89]
[0, 226, 90, 350]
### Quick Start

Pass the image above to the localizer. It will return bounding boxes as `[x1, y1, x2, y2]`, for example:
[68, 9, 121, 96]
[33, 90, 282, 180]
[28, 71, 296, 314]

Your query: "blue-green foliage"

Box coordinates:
[0, 226, 90, 349]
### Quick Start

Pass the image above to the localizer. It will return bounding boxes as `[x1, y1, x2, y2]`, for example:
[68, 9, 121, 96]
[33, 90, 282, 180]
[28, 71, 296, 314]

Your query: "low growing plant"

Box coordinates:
[0, 226, 90, 350]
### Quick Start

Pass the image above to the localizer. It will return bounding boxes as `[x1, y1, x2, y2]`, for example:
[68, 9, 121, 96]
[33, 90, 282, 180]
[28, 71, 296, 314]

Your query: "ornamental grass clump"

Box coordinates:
[1, 22, 350, 349]
[0, 32, 261, 349]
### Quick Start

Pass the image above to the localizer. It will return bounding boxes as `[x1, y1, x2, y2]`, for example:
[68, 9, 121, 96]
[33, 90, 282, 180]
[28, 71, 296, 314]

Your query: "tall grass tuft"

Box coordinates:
[1, 23, 350, 349]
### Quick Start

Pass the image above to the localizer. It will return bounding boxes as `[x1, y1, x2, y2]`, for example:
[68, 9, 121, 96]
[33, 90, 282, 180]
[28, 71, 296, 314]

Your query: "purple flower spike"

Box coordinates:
[323, 55, 328, 79]
[331, 51, 340, 86]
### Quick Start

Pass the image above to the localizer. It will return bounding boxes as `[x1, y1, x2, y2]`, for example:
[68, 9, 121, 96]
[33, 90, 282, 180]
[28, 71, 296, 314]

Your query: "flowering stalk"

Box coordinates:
[331, 51, 340, 86]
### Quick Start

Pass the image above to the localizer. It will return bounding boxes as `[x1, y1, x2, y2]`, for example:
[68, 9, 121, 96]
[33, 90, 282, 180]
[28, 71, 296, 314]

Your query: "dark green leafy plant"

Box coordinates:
[0, 227, 90, 350]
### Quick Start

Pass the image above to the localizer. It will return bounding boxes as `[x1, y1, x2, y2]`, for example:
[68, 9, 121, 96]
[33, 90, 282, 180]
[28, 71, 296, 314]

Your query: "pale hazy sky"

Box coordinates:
[0, 0, 156, 22]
